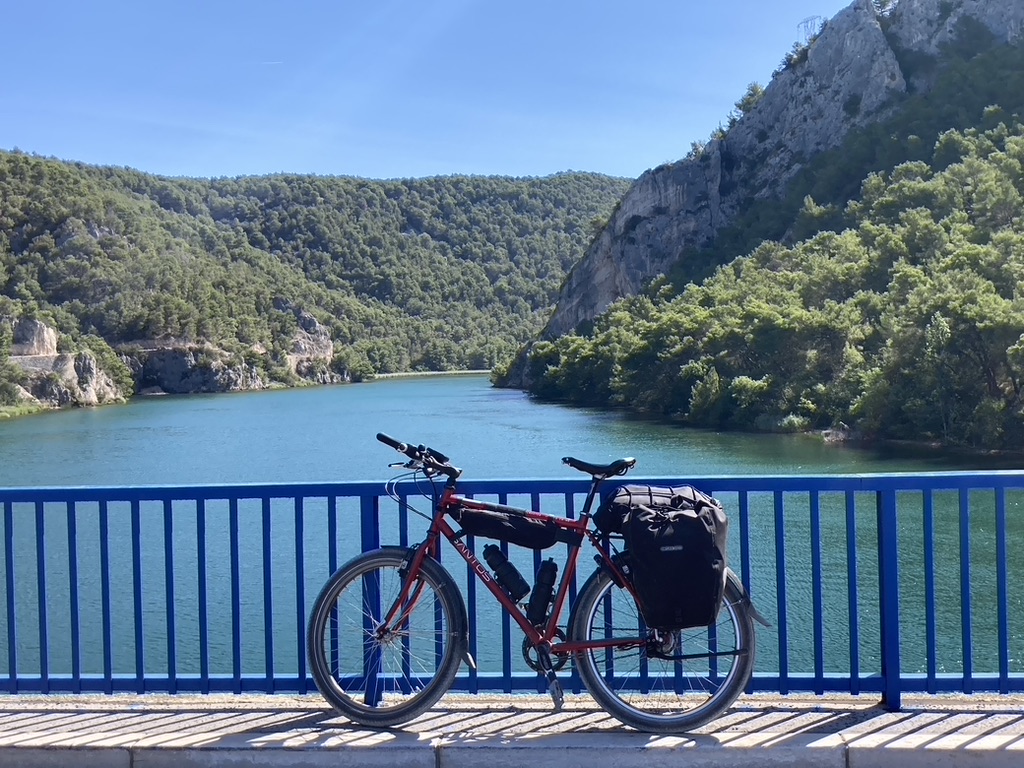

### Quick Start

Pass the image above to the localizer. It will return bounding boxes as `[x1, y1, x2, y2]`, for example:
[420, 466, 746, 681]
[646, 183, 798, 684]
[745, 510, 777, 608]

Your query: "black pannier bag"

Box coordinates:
[595, 484, 728, 630]
[453, 508, 579, 550]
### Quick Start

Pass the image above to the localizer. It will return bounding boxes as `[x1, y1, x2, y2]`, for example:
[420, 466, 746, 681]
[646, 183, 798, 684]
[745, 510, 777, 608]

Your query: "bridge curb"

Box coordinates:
[0, 693, 1022, 767]
[3, 740, 1023, 768]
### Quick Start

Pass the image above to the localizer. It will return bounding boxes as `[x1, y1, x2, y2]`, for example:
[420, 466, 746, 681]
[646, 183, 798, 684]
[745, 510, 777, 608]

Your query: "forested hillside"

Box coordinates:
[509, 116, 1024, 449]
[0, 162, 629, 403]
[501, 31, 1024, 451]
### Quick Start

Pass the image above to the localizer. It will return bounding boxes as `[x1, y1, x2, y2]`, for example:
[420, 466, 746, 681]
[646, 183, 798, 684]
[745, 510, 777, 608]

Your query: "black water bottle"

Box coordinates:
[483, 544, 531, 602]
[526, 558, 558, 626]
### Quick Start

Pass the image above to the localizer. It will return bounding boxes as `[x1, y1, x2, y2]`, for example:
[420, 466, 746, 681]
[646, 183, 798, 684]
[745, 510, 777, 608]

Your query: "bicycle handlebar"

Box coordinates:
[376, 432, 462, 480]
[376, 432, 406, 451]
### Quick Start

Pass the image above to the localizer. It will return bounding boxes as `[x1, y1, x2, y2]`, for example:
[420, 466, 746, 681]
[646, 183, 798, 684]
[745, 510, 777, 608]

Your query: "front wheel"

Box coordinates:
[306, 546, 467, 727]
[570, 569, 755, 733]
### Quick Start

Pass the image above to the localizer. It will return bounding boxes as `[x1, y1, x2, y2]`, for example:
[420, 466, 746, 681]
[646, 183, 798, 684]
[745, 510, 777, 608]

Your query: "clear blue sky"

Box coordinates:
[2, 0, 855, 181]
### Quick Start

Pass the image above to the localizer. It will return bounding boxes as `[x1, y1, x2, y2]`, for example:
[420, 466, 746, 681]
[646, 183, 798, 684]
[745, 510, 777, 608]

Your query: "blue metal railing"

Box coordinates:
[2, 472, 1024, 709]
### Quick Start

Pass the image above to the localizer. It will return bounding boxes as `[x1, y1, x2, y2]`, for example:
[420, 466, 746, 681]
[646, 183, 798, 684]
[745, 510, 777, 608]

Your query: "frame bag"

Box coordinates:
[454, 508, 577, 550]
[598, 485, 728, 630]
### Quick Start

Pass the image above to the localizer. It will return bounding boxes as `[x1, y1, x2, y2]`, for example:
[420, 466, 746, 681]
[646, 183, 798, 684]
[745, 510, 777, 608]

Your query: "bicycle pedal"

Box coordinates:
[548, 677, 564, 711]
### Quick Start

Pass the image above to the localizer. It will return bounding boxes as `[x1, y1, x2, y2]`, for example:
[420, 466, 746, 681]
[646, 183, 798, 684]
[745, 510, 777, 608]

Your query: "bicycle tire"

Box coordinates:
[570, 568, 755, 733]
[306, 546, 467, 727]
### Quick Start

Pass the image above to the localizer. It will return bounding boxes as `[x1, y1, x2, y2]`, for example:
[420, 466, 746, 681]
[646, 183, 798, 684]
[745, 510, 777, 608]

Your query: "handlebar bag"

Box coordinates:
[453, 508, 579, 550]
[602, 485, 728, 630]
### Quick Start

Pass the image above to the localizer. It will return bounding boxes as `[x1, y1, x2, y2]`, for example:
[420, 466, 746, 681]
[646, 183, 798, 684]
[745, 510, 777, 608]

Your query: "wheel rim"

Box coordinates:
[580, 578, 748, 723]
[313, 556, 454, 714]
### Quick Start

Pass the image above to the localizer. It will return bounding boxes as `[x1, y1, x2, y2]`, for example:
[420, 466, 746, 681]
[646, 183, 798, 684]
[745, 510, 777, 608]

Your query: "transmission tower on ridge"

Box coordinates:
[799, 16, 825, 44]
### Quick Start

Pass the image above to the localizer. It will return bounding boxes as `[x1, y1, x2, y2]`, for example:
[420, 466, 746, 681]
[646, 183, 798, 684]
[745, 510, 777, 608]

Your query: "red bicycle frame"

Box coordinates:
[384, 479, 646, 660]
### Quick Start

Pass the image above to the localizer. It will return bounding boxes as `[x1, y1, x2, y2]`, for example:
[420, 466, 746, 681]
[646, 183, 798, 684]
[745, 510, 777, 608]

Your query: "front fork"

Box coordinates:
[388, 541, 477, 671]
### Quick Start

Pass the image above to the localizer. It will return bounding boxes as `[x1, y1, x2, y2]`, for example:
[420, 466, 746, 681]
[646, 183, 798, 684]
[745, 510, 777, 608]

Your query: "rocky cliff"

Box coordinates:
[539, 0, 1024, 342]
[3, 306, 343, 411]
[10, 318, 58, 356]
[127, 303, 343, 395]
[130, 343, 269, 395]
[6, 318, 125, 408]
[283, 307, 342, 385]
[128, 312, 341, 395]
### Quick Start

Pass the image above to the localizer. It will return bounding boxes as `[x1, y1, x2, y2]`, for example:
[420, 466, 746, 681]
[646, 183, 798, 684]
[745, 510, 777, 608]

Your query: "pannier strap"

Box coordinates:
[562, 456, 636, 478]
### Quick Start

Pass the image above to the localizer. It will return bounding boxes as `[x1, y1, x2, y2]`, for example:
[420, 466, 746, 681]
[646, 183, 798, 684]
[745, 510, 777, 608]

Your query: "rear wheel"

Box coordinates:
[306, 546, 467, 727]
[570, 570, 754, 733]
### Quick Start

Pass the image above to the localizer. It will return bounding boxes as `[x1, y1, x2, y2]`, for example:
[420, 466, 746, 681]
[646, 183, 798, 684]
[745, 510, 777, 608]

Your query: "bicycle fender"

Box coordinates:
[726, 567, 772, 628]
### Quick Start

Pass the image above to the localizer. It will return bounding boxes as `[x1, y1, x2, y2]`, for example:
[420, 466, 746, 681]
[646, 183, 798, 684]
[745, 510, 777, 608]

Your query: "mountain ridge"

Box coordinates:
[536, 0, 1024, 343]
[0, 163, 629, 411]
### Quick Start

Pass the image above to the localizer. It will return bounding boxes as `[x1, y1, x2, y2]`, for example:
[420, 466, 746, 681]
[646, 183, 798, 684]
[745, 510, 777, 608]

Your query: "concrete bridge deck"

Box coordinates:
[0, 692, 1022, 767]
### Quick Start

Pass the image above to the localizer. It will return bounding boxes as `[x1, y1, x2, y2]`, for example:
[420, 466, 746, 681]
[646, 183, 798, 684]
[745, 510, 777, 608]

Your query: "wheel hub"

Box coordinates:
[646, 629, 680, 660]
[373, 624, 402, 645]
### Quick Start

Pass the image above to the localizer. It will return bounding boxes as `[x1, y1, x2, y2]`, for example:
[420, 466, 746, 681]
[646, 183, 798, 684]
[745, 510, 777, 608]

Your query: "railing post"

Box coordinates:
[959, 489, 973, 693]
[4, 500, 17, 693]
[877, 490, 901, 711]
[228, 498, 241, 693]
[360, 494, 383, 706]
[35, 502, 49, 694]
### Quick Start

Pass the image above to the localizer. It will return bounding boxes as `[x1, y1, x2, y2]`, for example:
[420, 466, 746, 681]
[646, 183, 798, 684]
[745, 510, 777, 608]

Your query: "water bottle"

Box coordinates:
[526, 558, 558, 625]
[483, 544, 531, 602]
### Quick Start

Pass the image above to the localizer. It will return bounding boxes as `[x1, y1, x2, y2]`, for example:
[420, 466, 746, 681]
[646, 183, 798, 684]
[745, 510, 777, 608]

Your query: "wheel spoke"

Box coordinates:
[572, 571, 754, 732]
[306, 549, 464, 726]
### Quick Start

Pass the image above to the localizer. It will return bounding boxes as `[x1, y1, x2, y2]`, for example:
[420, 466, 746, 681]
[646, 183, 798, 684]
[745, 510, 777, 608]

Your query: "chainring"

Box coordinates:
[522, 628, 569, 672]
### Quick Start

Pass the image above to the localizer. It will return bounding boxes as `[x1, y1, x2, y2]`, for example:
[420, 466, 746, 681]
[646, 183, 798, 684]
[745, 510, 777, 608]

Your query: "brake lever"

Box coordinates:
[419, 444, 450, 464]
[388, 460, 423, 471]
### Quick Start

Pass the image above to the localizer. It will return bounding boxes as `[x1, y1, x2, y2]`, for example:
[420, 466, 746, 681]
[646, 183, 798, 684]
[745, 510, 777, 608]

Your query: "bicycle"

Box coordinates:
[306, 432, 766, 733]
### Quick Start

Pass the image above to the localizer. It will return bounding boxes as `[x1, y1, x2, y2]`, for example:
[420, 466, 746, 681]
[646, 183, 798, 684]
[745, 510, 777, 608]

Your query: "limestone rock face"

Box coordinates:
[136, 345, 269, 395]
[23, 351, 122, 407]
[728, 0, 906, 201]
[292, 311, 334, 358]
[3, 305, 343, 409]
[275, 305, 345, 384]
[539, 0, 1021, 343]
[127, 303, 342, 394]
[543, 0, 904, 339]
[11, 318, 58, 356]
[888, 0, 1024, 55]
[71, 351, 121, 405]
[5, 318, 125, 408]
[8, 325, 125, 409]
[554, 152, 730, 337]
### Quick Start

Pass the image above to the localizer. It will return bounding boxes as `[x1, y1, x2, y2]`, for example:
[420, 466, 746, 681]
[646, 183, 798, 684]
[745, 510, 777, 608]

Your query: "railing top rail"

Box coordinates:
[0, 481, 385, 503]
[2, 469, 1024, 502]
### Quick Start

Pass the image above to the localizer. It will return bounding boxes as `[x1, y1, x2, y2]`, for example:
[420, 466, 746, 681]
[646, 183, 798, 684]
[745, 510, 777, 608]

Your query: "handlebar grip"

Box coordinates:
[376, 432, 406, 451]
